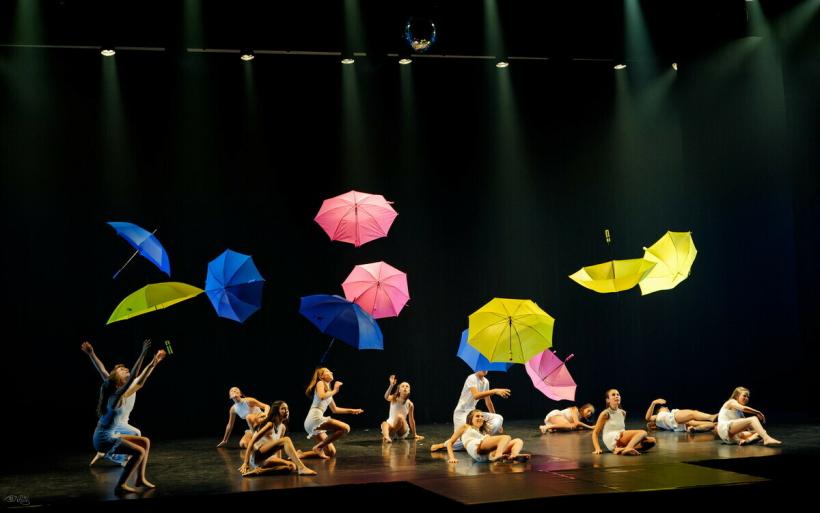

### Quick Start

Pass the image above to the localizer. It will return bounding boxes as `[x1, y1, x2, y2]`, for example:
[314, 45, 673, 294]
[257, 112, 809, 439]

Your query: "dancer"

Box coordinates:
[217, 387, 270, 448]
[716, 387, 781, 446]
[82, 341, 156, 466]
[645, 398, 717, 433]
[431, 409, 529, 463]
[539, 404, 595, 433]
[592, 389, 656, 456]
[238, 402, 317, 476]
[93, 340, 165, 493]
[303, 367, 363, 458]
[381, 375, 424, 443]
[451, 371, 509, 450]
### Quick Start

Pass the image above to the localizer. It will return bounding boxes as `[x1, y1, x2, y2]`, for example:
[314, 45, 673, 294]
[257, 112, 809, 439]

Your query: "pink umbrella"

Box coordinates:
[342, 261, 409, 319]
[314, 190, 398, 247]
[525, 350, 577, 401]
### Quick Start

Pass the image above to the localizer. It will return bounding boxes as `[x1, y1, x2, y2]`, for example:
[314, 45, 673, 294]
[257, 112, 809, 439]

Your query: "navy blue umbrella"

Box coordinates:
[107, 222, 171, 278]
[457, 329, 513, 372]
[299, 294, 383, 361]
[205, 249, 265, 323]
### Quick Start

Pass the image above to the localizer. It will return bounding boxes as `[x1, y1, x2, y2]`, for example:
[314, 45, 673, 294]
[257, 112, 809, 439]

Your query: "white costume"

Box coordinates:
[461, 426, 489, 462]
[717, 404, 745, 444]
[386, 398, 412, 439]
[601, 408, 626, 452]
[304, 387, 333, 438]
[451, 374, 504, 450]
[655, 409, 685, 432]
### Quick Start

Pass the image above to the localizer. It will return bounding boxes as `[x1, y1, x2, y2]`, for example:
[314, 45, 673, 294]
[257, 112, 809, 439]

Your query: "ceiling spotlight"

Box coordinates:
[672, 62, 678, 71]
[496, 60, 510, 68]
[100, 48, 116, 57]
[240, 49, 255, 61]
[341, 57, 355, 65]
[398, 58, 412, 65]
[613, 63, 627, 70]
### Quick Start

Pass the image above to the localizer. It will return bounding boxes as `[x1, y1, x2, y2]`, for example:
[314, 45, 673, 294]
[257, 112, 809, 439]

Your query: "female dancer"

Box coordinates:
[217, 387, 270, 448]
[645, 398, 717, 433]
[592, 389, 656, 456]
[238, 402, 317, 476]
[716, 387, 781, 446]
[381, 375, 424, 443]
[304, 367, 363, 458]
[540, 403, 596, 433]
[431, 409, 529, 463]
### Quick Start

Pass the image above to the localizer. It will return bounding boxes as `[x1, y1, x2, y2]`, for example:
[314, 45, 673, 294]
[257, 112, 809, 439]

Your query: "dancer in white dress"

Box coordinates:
[303, 367, 363, 458]
[592, 389, 656, 456]
[539, 404, 595, 433]
[645, 398, 717, 433]
[450, 371, 509, 450]
[381, 375, 424, 443]
[431, 409, 529, 463]
[217, 387, 270, 449]
[238, 401, 317, 476]
[716, 387, 781, 446]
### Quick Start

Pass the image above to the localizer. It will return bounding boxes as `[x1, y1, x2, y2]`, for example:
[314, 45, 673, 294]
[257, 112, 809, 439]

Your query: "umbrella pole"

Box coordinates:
[113, 249, 141, 279]
[319, 338, 336, 364]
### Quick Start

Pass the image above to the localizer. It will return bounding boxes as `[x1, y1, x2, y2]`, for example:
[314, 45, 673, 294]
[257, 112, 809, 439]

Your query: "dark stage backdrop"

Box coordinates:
[1, 27, 819, 452]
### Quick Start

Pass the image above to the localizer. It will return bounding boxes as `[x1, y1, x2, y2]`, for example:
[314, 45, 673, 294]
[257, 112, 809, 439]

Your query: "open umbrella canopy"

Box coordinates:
[205, 249, 265, 323]
[107, 282, 203, 324]
[299, 294, 383, 350]
[457, 329, 513, 372]
[313, 190, 398, 247]
[342, 261, 409, 319]
[525, 350, 577, 401]
[569, 258, 656, 294]
[639, 231, 698, 295]
[468, 298, 555, 363]
[107, 222, 171, 277]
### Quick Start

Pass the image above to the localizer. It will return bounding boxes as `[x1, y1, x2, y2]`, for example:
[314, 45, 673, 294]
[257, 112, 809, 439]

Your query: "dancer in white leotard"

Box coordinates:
[592, 389, 656, 456]
[645, 398, 717, 433]
[716, 387, 781, 446]
[217, 387, 270, 449]
[540, 404, 596, 433]
[431, 409, 529, 463]
[381, 375, 424, 443]
[303, 367, 363, 459]
[238, 401, 317, 476]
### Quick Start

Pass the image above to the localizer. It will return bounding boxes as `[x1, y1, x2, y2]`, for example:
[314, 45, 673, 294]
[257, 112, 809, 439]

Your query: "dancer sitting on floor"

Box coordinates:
[539, 403, 596, 433]
[93, 340, 165, 493]
[431, 409, 530, 463]
[217, 387, 270, 449]
[450, 370, 509, 451]
[716, 386, 781, 446]
[592, 389, 656, 456]
[303, 367, 364, 458]
[381, 375, 424, 443]
[238, 402, 317, 476]
[645, 398, 717, 433]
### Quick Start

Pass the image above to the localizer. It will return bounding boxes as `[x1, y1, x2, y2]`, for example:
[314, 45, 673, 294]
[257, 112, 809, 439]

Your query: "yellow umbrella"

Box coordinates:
[107, 282, 204, 324]
[468, 298, 554, 363]
[569, 258, 656, 294]
[639, 231, 697, 295]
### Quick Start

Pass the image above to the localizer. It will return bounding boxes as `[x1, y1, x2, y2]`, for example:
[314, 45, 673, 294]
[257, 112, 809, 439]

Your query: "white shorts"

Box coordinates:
[717, 420, 743, 444]
[465, 439, 489, 462]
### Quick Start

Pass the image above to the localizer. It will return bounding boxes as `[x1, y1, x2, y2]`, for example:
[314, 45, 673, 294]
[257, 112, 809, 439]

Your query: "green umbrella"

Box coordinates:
[107, 282, 204, 324]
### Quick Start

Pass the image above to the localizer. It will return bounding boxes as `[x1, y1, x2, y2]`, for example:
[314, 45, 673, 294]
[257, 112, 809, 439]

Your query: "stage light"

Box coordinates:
[100, 47, 116, 57]
[496, 60, 509, 68]
[240, 49, 255, 61]
[399, 58, 412, 65]
[341, 57, 355, 65]
[672, 62, 678, 71]
[614, 63, 627, 70]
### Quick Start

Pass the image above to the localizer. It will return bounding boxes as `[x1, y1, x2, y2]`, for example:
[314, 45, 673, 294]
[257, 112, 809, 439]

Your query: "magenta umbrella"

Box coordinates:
[342, 261, 409, 319]
[525, 350, 577, 401]
[314, 190, 398, 247]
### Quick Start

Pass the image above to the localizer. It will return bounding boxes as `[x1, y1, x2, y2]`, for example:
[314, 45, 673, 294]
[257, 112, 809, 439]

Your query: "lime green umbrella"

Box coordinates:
[569, 258, 656, 294]
[107, 282, 204, 324]
[639, 231, 697, 295]
[468, 298, 555, 363]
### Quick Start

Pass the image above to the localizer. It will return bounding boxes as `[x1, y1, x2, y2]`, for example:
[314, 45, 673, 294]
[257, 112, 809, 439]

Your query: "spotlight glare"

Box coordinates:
[100, 48, 116, 57]
[672, 62, 678, 71]
[613, 63, 627, 70]
[496, 60, 509, 68]
[240, 54, 254, 61]
[341, 58, 355, 65]
[398, 58, 412, 65]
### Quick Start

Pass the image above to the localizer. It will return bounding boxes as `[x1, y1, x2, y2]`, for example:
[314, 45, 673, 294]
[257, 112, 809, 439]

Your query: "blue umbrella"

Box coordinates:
[299, 294, 383, 361]
[107, 222, 171, 278]
[457, 329, 513, 372]
[205, 249, 265, 323]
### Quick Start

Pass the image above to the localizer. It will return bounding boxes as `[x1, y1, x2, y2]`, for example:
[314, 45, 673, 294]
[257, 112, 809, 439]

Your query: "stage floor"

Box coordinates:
[2, 420, 816, 509]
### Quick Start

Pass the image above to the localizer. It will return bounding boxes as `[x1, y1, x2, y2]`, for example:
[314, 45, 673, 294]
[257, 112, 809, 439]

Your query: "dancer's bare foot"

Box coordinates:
[297, 467, 318, 476]
[512, 453, 531, 463]
[738, 434, 761, 446]
[539, 425, 548, 435]
[488, 450, 504, 462]
[382, 436, 392, 443]
[136, 479, 155, 489]
[763, 437, 782, 446]
[116, 484, 138, 494]
[89, 453, 104, 466]
[312, 444, 330, 459]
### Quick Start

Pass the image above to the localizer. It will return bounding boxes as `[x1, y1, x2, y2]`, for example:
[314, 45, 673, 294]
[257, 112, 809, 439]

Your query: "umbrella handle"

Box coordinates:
[113, 248, 141, 279]
[319, 338, 336, 364]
